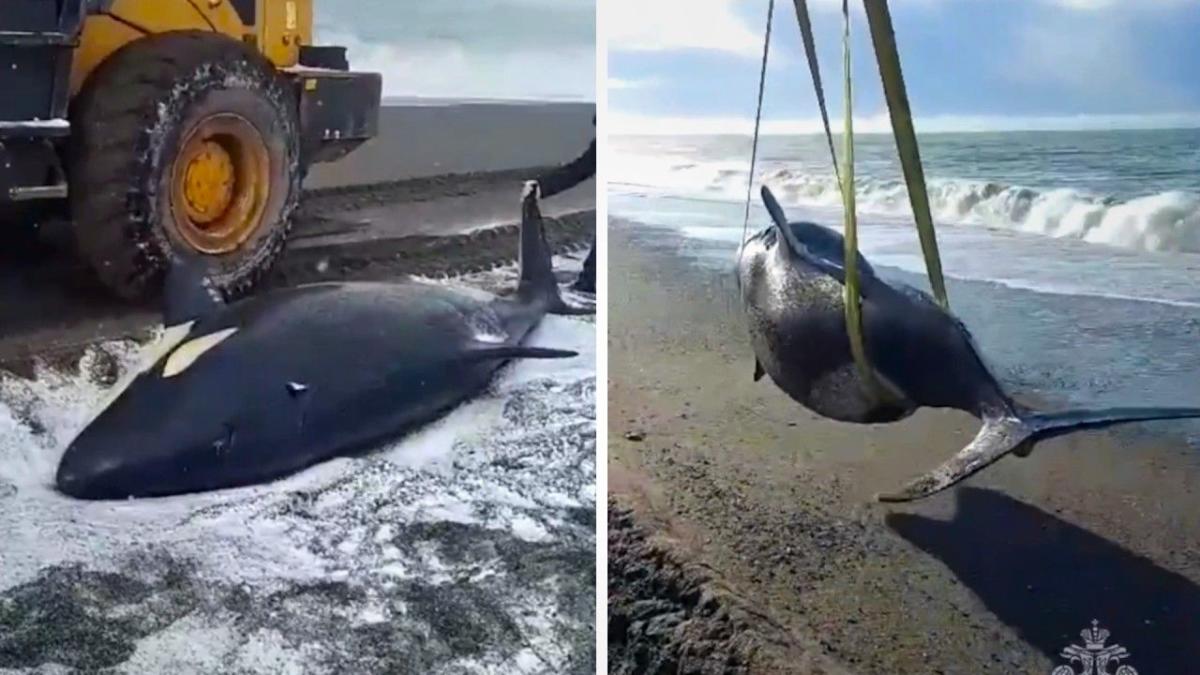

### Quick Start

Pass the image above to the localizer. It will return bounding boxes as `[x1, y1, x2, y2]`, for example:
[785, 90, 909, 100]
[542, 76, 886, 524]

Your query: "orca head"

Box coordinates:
[56, 330, 302, 500]
[54, 371, 196, 499]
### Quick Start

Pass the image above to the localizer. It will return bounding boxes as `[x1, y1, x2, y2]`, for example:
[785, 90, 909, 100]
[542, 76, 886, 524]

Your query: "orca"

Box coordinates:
[55, 194, 589, 499]
[738, 186, 1200, 502]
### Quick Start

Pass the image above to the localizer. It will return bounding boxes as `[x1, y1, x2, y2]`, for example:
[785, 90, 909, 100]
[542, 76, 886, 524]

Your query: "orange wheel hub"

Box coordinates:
[171, 114, 270, 254]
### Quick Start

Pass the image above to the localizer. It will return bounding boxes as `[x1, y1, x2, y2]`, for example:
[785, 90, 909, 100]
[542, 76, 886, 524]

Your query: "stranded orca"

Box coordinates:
[56, 194, 588, 499]
[738, 185, 1200, 502]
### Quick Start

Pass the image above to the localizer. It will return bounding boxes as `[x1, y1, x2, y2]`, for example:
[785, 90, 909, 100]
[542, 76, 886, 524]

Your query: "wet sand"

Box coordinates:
[608, 221, 1200, 673]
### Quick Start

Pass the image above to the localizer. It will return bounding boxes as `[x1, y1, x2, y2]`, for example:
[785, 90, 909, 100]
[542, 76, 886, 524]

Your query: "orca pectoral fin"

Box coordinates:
[761, 185, 790, 230]
[466, 345, 578, 361]
[753, 359, 765, 382]
[876, 417, 1032, 503]
[782, 231, 854, 290]
[801, 254, 850, 287]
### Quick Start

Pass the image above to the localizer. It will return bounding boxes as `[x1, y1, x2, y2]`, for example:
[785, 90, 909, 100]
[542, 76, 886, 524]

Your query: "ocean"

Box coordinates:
[610, 128, 1200, 439]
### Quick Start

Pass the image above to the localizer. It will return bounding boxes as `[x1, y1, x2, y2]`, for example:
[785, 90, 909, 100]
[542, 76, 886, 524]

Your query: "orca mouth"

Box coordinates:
[55, 470, 139, 501]
[745, 226, 772, 243]
[738, 227, 777, 256]
[55, 443, 134, 501]
[55, 468, 88, 499]
[54, 465, 120, 500]
[54, 465, 129, 500]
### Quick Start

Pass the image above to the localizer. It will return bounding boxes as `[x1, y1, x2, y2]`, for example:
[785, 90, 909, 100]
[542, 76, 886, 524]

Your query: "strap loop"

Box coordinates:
[837, 0, 881, 398]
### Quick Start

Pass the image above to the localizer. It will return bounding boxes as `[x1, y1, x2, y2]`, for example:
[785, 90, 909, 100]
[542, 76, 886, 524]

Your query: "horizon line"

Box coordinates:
[608, 112, 1200, 136]
[383, 95, 596, 107]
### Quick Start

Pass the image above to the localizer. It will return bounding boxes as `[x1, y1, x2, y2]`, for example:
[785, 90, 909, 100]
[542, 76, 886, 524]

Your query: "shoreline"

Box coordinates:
[606, 205, 1200, 425]
[608, 219, 1200, 673]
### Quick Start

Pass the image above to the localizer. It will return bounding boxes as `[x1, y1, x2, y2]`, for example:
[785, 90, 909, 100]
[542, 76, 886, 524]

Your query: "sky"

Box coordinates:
[316, 0, 595, 102]
[609, 0, 1200, 133]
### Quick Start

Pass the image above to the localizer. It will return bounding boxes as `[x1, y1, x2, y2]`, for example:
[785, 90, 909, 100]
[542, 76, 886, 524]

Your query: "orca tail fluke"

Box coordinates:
[877, 405, 1200, 503]
[876, 416, 1033, 503]
[518, 191, 595, 316]
[519, 190, 557, 296]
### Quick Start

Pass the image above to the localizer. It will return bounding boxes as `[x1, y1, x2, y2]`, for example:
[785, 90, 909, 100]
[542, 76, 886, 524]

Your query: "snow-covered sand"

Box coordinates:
[0, 259, 596, 674]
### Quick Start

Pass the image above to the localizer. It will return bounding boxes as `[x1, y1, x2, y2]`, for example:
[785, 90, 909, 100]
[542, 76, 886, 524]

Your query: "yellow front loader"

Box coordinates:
[0, 0, 382, 300]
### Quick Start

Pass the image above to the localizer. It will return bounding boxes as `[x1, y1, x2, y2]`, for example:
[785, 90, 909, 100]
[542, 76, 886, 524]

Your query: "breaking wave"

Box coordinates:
[764, 169, 1200, 254]
[613, 158, 1200, 254]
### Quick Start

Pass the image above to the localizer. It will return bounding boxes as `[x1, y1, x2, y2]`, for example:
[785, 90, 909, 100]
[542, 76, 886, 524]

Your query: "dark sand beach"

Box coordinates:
[608, 221, 1200, 674]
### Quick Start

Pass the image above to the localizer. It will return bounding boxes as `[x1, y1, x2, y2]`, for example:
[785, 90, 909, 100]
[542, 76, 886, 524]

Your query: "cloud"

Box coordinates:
[607, 0, 764, 56]
[1043, 0, 1193, 9]
[317, 1, 594, 102]
[608, 77, 659, 91]
[1051, 0, 1115, 7]
[609, 111, 1200, 135]
[318, 0, 594, 52]
[605, 0, 935, 57]
[1004, 11, 1188, 112]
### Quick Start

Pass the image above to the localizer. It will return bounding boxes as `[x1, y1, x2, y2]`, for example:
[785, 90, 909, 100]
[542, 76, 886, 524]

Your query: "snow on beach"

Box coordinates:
[0, 259, 596, 674]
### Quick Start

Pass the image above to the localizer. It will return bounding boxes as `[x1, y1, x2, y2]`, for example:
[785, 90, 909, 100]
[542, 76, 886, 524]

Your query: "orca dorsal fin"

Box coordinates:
[163, 253, 225, 326]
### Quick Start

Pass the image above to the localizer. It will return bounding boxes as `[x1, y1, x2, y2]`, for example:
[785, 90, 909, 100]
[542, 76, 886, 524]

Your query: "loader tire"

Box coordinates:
[69, 31, 300, 302]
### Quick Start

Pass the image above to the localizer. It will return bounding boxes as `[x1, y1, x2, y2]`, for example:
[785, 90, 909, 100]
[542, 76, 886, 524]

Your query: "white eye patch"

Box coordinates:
[162, 328, 239, 378]
[83, 322, 197, 426]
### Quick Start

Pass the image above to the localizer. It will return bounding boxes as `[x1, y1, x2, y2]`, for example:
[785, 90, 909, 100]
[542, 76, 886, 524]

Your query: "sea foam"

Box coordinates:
[612, 155, 1200, 255]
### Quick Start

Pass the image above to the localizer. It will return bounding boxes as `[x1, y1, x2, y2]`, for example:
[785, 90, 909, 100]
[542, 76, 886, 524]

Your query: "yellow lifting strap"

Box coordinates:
[835, 0, 880, 398]
[862, 0, 950, 310]
[789, 0, 950, 402]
